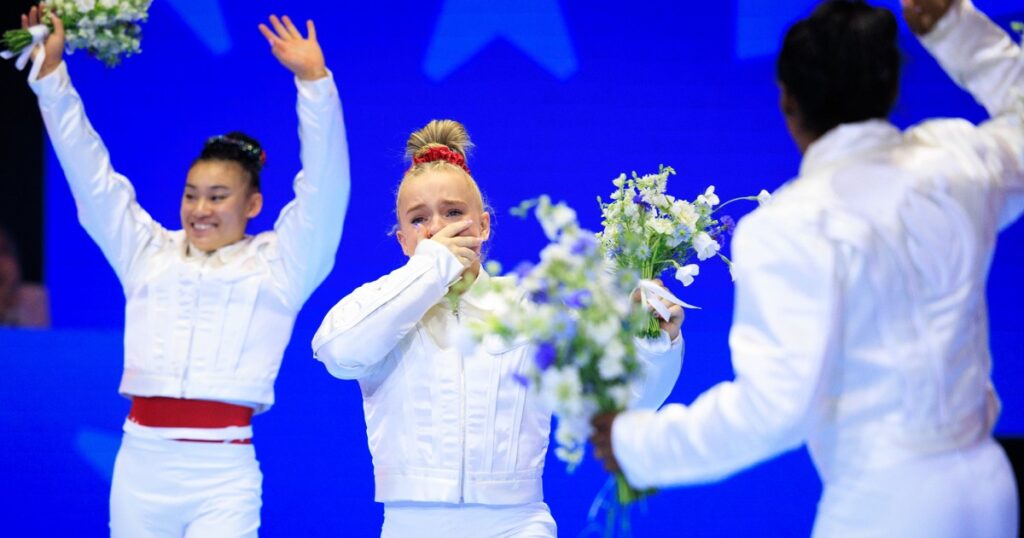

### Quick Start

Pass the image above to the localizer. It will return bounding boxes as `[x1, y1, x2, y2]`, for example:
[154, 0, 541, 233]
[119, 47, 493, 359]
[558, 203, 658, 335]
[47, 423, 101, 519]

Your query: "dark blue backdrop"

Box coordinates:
[2, 1, 1023, 536]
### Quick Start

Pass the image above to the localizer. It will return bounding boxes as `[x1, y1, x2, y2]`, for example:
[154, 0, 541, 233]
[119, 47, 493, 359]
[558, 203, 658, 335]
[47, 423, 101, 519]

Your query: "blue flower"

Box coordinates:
[530, 279, 550, 303]
[534, 342, 557, 370]
[553, 312, 577, 341]
[719, 215, 736, 234]
[632, 192, 653, 211]
[570, 234, 598, 256]
[512, 373, 531, 387]
[564, 289, 592, 309]
[512, 261, 535, 282]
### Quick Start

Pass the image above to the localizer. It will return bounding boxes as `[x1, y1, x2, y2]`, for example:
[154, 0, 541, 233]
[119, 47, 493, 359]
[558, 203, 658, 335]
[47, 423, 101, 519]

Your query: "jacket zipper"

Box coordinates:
[180, 266, 203, 397]
[453, 301, 467, 503]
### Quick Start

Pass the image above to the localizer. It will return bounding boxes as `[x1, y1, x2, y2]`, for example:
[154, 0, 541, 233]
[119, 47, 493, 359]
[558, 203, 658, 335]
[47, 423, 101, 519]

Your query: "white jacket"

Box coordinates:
[613, 0, 1023, 488]
[313, 239, 683, 504]
[30, 62, 350, 412]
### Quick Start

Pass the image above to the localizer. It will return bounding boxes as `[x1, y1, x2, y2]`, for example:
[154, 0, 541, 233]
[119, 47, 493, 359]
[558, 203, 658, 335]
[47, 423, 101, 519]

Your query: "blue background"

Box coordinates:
[2, 0, 1023, 536]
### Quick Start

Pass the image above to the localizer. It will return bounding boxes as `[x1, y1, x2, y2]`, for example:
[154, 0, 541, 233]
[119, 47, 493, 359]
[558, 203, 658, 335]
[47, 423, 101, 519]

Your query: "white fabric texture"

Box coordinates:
[312, 238, 683, 506]
[27, 60, 350, 412]
[110, 433, 262, 538]
[612, 1, 1023, 535]
[381, 501, 556, 538]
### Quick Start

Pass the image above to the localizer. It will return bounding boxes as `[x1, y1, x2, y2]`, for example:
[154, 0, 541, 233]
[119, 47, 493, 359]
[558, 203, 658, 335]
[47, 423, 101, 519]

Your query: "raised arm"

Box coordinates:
[910, 0, 1024, 229]
[259, 16, 351, 306]
[25, 5, 163, 284]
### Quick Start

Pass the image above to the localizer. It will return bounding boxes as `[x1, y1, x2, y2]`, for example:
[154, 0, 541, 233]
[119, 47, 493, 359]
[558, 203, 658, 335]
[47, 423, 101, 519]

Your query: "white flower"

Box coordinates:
[76, 0, 96, 11]
[608, 385, 631, 408]
[538, 203, 577, 240]
[646, 216, 674, 236]
[674, 264, 699, 287]
[693, 231, 720, 261]
[696, 186, 720, 207]
[589, 316, 620, 346]
[540, 366, 583, 416]
[670, 200, 700, 231]
[597, 339, 626, 379]
[100, 0, 117, 7]
[611, 173, 626, 188]
[757, 189, 772, 206]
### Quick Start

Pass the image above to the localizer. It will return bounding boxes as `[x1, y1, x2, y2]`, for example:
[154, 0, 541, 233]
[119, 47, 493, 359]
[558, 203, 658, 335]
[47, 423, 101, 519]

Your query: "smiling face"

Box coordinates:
[180, 160, 263, 253]
[395, 168, 490, 271]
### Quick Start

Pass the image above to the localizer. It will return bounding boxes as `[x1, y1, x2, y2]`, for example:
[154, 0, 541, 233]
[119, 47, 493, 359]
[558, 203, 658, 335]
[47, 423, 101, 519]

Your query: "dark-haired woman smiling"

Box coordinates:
[20, 4, 350, 536]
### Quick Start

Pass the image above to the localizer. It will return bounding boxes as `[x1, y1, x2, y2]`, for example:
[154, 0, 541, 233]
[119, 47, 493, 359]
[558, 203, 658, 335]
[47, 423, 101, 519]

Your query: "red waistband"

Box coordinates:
[128, 396, 254, 429]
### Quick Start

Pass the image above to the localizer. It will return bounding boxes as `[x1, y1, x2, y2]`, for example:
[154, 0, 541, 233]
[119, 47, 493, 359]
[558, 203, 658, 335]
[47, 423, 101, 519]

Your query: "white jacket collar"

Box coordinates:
[800, 119, 901, 178]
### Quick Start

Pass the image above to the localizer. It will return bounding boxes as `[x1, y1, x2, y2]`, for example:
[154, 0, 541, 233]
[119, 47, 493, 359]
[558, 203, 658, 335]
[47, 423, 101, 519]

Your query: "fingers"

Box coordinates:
[306, 20, 317, 41]
[28, 5, 38, 26]
[434, 220, 474, 240]
[49, 11, 63, 36]
[450, 246, 478, 267]
[448, 236, 483, 249]
[258, 23, 282, 47]
[21, 14, 28, 30]
[268, 15, 289, 40]
[281, 15, 302, 39]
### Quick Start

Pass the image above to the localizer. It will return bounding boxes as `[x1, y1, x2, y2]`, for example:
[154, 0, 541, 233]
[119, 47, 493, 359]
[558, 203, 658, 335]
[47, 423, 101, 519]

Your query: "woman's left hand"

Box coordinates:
[258, 15, 328, 81]
[631, 278, 685, 341]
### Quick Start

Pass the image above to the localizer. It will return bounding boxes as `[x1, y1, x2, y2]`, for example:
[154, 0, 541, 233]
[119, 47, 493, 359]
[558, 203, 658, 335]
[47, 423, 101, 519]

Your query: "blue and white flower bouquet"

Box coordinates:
[2, 0, 152, 69]
[598, 165, 769, 338]
[465, 197, 652, 508]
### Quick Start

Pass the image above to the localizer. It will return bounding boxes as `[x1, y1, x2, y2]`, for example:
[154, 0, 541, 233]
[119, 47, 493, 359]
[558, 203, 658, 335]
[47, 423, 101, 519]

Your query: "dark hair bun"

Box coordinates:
[196, 131, 264, 190]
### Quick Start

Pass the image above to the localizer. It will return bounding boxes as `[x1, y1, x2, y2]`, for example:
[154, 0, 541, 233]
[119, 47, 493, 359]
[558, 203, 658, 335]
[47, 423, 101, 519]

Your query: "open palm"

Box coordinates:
[258, 15, 327, 81]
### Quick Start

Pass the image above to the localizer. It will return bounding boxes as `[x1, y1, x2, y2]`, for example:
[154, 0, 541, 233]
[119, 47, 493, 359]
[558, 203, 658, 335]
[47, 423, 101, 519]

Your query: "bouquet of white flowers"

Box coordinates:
[2, 0, 151, 69]
[465, 197, 652, 511]
[598, 165, 769, 338]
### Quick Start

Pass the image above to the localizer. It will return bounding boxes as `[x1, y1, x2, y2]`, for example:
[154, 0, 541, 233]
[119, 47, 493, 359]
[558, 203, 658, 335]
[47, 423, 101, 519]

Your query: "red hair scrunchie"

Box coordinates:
[412, 146, 471, 175]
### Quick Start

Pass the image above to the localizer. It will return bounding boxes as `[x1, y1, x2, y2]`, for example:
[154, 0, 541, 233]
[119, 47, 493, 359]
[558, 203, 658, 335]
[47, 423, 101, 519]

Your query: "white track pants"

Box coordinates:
[109, 433, 262, 538]
[381, 501, 556, 538]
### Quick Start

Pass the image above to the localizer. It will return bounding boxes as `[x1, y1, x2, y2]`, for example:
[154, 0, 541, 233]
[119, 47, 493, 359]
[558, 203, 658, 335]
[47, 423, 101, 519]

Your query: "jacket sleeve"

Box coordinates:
[628, 331, 684, 410]
[27, 59, 164, 285]
[273, 72, 351, 307]
[919, 0, 1024, 230]
[611, 209, 841, 488]
[311, 239, 465, 379]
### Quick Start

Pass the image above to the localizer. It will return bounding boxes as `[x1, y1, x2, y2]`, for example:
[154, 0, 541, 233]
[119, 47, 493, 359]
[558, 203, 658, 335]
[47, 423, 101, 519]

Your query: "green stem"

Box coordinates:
[711, 195, 757, 215]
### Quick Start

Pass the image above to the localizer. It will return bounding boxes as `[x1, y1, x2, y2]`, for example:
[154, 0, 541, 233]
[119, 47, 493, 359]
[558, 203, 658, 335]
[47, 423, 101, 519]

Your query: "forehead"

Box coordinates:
[186, 160, 248, 189]
[397, 169, 479, 211]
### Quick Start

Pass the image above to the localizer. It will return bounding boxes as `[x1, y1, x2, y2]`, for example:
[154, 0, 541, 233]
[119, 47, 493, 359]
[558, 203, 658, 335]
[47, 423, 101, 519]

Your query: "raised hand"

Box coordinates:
[419, 220, 482, 269]
[258, 15, 327, 81]
[23, 2, 64, 78]
[901, 0, 954, 36]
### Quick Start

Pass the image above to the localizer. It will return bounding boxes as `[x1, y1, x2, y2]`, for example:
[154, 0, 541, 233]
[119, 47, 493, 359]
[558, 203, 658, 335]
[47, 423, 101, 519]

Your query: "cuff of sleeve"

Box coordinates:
[27, 58, 70, 101]
[612, 409, 660, 489]
[634, 330, 683, 355]
[414, 239, 465, 288]
[919, 0, 968, 49]
[295, 69, 338, 102]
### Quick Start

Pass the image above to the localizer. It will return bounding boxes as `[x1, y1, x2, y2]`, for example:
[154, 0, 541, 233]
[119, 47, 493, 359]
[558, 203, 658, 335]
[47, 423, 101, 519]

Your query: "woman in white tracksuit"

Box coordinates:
[22, 7, 349, 537]
[592, 1, 1022, 536]
[312, 119, 684, 537]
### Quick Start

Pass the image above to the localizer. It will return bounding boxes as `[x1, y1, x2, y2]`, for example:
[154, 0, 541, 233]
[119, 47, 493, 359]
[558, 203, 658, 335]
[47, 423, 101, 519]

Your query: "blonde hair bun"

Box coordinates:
[405, 119, 474, 161]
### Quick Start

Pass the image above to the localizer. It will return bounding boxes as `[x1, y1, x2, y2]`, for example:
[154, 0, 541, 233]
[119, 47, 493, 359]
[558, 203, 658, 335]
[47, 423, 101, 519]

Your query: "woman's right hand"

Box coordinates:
[23, 2, 64, 79]
[417, 220, 482, 269]
[901, 0, 954, 36]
